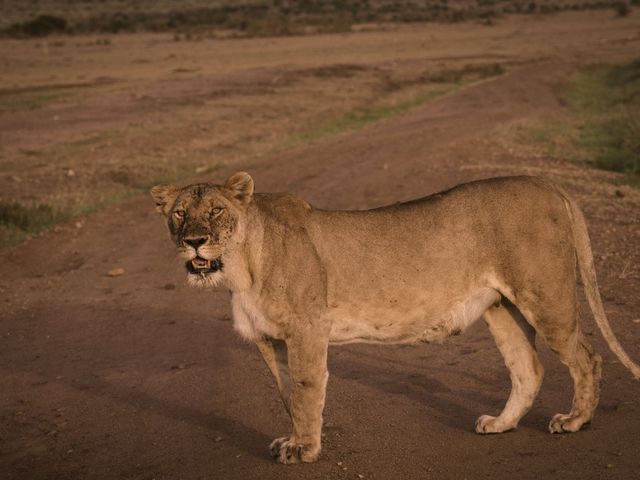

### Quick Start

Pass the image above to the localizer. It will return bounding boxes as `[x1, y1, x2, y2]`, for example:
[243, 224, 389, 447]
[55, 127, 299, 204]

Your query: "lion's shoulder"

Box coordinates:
[253, 193, 313, 224]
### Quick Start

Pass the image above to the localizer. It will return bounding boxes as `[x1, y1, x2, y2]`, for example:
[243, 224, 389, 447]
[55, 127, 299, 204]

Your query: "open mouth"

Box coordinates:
[185, 256, 223, 275]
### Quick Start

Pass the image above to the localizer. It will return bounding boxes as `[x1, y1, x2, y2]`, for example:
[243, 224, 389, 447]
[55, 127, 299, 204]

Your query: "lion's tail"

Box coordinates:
[562, 192, 640, 379]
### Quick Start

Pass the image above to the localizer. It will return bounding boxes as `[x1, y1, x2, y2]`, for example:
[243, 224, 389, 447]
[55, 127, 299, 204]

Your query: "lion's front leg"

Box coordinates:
[256, 337, 292, 415]
[268, 334, 328, 464]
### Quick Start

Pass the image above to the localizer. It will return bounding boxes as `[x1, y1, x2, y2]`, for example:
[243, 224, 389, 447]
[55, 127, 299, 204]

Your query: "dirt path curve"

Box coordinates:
[2, 59, 639, 480]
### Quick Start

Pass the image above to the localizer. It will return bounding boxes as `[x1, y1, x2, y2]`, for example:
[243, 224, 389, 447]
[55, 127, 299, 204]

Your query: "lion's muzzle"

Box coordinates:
[186, 256, 223, 275]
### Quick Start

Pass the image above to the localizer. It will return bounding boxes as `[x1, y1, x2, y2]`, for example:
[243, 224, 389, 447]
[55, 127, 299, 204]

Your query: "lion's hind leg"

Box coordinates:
[545, 330, 602, 433]
[516, 295, 602, 434]
[476, 300, 544, 434]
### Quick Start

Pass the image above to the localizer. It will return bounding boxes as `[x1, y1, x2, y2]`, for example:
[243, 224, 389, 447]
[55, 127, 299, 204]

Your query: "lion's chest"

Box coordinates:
[231, 291, 278, 342]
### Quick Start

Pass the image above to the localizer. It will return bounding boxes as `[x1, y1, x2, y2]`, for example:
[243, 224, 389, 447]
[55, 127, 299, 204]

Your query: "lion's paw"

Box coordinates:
[548, 413, 587, 434]
[475, 415, 515, 434]
[269, 437, 320, 464]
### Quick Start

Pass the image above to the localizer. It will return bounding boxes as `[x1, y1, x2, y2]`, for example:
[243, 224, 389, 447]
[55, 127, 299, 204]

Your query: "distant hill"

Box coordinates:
[1, 0, 635, 37]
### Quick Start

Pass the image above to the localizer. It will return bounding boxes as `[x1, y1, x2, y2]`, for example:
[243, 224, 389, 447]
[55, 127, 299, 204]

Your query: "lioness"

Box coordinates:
[151, 172, 639, 464]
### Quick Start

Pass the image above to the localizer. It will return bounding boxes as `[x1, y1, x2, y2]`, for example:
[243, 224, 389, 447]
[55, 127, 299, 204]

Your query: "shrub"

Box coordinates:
[613, 1, 631, 16]
[0, 202, 64, 233]
[6, 14, 68, 37]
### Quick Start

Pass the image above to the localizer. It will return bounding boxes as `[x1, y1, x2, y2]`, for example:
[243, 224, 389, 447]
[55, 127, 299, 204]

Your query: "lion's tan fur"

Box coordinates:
[152, 173, 639, 464]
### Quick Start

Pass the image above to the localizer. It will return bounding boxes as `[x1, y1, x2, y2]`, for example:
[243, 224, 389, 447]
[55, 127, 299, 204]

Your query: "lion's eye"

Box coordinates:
[212, 207, 224, 216]
[173, 210, 185, 219]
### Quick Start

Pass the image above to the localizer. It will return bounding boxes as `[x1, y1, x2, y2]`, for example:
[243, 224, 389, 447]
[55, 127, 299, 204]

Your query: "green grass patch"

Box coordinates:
[609, 175, 640, 190]
[0, 202, 66, 231]
[558, 58, 640, 175]
[297, 87, 451, 142]
[295, 63, 504, 143]
[0, 202, 68, 248]
[0, 91, 75, 112]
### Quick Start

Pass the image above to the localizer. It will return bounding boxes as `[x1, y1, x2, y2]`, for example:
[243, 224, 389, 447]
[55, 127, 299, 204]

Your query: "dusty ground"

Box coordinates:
[1, 10, 640, 480]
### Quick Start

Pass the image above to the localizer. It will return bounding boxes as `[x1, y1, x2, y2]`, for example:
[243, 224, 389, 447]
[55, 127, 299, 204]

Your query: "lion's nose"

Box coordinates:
[184, 236, 208, 248]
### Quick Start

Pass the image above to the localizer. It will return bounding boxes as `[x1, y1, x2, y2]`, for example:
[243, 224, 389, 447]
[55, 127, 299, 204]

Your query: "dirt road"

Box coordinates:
[2, 11, 640, 480]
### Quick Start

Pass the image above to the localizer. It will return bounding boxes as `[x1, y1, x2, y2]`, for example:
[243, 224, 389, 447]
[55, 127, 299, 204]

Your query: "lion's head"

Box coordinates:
[151, 172, 254, 287]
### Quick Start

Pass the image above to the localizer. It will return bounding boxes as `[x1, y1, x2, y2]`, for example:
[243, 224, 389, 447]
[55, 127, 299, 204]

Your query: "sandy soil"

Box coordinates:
[1, 10, 639, 480]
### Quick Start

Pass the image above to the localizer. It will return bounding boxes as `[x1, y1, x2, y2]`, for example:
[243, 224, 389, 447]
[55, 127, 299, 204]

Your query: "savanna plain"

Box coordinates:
[1, 5, 640, 480]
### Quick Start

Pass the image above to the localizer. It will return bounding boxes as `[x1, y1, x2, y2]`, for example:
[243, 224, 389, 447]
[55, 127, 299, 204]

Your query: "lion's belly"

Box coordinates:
[326, 287, 500, 345]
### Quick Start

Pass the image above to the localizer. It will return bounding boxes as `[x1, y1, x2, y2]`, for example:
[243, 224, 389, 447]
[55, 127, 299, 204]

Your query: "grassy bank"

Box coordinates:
[560, 59, 640, 175]
[522, 58, 640, 185]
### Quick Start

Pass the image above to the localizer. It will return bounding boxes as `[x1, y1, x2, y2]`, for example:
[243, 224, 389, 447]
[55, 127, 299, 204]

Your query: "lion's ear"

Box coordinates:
[224, 172, 254, 206]
[150, 184, 179, 216]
